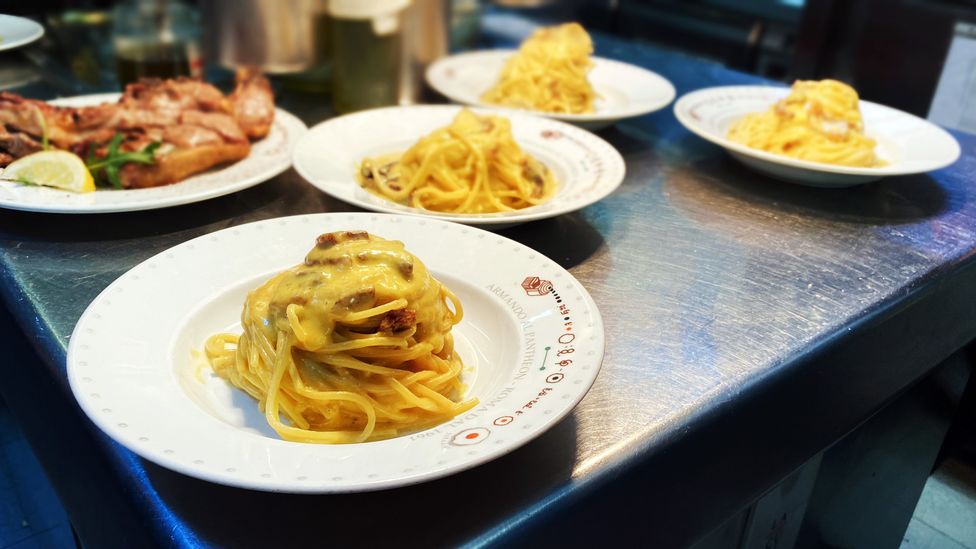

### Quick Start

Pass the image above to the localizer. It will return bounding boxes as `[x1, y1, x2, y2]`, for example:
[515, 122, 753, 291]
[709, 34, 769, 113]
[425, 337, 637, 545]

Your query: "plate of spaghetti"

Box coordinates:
[67, 213, 605, 492]
[293, 105, 625, 225]
[426, 23, 675, 130]
[674, 81, 961, 187]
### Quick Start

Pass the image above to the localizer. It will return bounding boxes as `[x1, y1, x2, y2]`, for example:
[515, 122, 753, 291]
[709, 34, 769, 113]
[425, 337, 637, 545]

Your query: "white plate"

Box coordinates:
[674, 85, 961, 187]
[426, 50, 676, 130]
[0, 93, 306, 213]
[67, 213, 605, 493]
[0, 15, 44, 52]
[293, 105, 625, 226]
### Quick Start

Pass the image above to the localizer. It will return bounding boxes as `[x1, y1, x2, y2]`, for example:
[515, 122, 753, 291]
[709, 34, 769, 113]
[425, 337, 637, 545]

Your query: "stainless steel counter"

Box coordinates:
[1, 21, 975, 549]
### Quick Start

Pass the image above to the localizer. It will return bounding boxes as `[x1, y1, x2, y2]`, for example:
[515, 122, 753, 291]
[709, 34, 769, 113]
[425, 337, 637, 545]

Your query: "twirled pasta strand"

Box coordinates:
[204, 231, 476, 444]
[482, 23, 597, 114]
[727, 79, 883, 167]
[357, 110, 556, 214]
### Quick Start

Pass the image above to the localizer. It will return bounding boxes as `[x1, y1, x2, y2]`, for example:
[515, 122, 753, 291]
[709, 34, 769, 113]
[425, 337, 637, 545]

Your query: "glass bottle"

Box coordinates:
[113, 0, 202, 87]
[328, 0, 410, 113]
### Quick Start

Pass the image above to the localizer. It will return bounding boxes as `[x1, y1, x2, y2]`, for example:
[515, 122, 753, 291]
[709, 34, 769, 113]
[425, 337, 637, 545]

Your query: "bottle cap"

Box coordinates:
[328, 0, 411, 19]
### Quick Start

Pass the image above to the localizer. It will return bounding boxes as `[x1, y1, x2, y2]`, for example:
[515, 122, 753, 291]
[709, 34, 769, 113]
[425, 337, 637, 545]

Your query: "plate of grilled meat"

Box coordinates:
[0, 69, 306, 213]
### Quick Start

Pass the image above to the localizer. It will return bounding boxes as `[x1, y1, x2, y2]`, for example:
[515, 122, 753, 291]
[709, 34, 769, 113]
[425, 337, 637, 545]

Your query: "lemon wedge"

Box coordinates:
[3, 150, 96, 193]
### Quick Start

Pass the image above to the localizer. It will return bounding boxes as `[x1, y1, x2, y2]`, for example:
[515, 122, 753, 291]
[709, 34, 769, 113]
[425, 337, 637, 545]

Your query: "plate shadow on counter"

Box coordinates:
[0, 170, 353, 245]
[662, 151, 949, 230]
[0, 170, 607, 274]
[142, 415, 579, 548]
[499, 212, 605, 270]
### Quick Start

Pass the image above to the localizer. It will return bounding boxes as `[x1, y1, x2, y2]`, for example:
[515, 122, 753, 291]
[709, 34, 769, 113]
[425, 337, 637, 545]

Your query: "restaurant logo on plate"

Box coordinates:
[521, 276, 553, 296]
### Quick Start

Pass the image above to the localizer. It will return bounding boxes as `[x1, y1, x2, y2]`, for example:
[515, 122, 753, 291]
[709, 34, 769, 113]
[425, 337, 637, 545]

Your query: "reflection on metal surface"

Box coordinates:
[0, 60, 40, 91]
[548, 124, 968, 480]
[501, 212, 606, 270]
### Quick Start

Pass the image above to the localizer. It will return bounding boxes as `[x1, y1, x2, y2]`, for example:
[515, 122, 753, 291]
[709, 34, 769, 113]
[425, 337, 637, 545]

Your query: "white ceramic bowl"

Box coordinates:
[674, 85, 961, 187]
[293, 104, 625, 226]
[67, 213, 606, 493]
[426, 50, 675, 130]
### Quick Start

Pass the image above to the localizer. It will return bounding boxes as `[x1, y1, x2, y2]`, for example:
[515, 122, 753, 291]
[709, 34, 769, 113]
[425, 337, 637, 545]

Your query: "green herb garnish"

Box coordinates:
[86, 134, 161, 189]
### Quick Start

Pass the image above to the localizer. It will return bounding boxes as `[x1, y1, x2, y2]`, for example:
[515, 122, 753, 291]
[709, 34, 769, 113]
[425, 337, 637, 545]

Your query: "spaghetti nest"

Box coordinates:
[481, 23, 597, 114]
[204, 230, 476, 444]
[727, 79, 883, 167]
[357, 109, 556, 213]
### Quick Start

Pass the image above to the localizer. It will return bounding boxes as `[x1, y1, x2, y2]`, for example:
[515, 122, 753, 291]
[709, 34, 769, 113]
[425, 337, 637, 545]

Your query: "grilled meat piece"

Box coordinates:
[0, 69, 275, 188]
[231, 67, 275, 139]
[0, 126, 43, 159]
[0, 92, 116, 151]
[121, 77, 232, 114]
[379, 309, 417, 333]
[120, 142, 251, 188]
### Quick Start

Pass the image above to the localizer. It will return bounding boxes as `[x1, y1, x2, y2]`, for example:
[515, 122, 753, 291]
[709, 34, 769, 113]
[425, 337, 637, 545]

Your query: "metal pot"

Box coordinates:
[199, 0, 326, 73]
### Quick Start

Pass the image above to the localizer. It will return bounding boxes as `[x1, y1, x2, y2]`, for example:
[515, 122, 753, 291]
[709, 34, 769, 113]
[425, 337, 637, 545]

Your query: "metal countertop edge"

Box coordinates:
[0, 262, 199, 548]
[466, 250, 976, 548]
[4, 220, 976, 548]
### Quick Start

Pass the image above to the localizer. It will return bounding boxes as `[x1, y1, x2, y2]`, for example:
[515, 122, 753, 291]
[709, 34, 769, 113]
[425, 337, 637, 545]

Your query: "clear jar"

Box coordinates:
[113, 0, 202, 87]
[328, 0, 411, 113]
